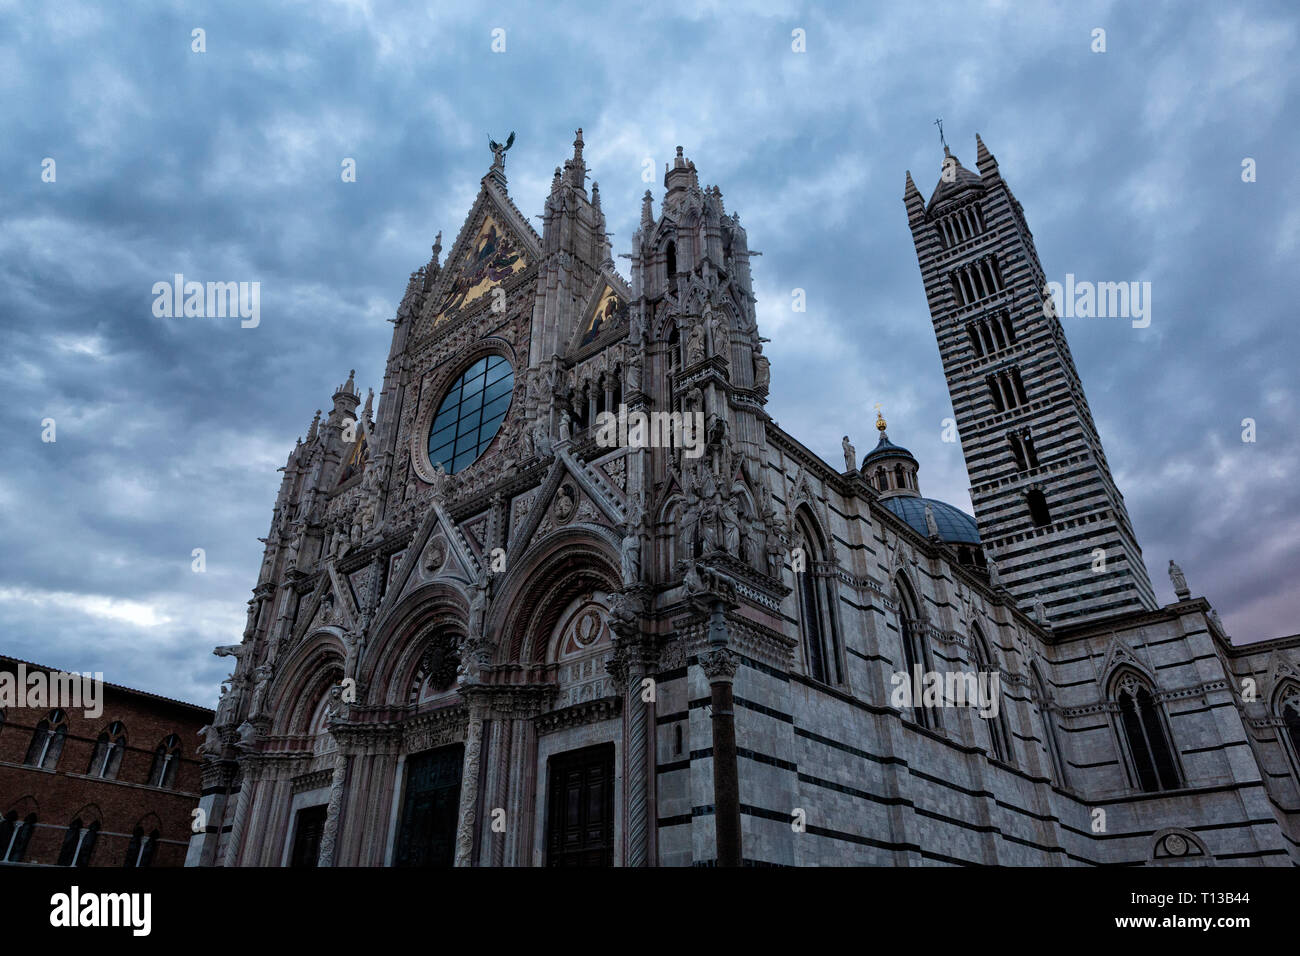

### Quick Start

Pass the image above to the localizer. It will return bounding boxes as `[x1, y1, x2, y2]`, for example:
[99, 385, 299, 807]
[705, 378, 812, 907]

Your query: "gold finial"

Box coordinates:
[875, 406, 887, 433]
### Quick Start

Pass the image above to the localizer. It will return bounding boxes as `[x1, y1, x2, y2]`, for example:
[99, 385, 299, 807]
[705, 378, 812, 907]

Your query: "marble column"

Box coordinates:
[453, 696, 487, 867]
[315, 748, 350, 867]
[222, 759, 259, 867]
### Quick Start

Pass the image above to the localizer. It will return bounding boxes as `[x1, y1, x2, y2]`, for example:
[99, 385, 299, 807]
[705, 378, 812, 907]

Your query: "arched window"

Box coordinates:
[58, 817, 100, 867]
[1027, 489, 1051, 527]
[25, 708, 67, 770]
[87, 721, 127, 779]
[665, 241, 677, 277]
[1113, 672, 1180, 792]
[896, 576, 931, 728]
[1031, 663, 1067, 786]
[1, 811, 36, 863]
[794, 511, 842, 685]
[148, 735, 182, 789]
[124, 826, 160, 868]
[1276, 686, 1300, 774]
[972, 627, 1011, 763]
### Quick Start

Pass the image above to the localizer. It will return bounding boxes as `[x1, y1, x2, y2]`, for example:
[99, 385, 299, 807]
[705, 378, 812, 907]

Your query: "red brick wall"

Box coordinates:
[0, 659, 212, 867]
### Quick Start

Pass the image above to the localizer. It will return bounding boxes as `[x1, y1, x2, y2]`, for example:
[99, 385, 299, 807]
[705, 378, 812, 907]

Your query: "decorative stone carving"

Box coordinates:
[1168, 559, 1190, 601]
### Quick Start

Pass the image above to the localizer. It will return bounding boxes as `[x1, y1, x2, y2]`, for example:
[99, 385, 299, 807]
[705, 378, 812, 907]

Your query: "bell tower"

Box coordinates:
[904, 135, 1156, 626]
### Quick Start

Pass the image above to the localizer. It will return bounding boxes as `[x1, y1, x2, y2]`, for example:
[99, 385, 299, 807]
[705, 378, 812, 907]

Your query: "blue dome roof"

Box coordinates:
[880, 496, 982, 546]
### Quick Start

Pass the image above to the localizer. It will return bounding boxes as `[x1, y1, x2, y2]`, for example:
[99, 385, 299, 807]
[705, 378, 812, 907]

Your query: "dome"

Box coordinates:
[880, 496, 982, 546]
[862, 434, 915, 467]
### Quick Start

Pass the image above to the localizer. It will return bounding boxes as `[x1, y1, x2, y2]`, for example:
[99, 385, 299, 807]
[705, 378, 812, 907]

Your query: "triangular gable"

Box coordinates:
[574, 271, 633, 350]
[335, 424, 370, 487]
[419, 182, 542, 336]
[292, 564, 358, 644]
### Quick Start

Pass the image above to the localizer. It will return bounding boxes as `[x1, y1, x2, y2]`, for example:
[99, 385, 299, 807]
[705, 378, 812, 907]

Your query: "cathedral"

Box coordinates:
[186, 130, 1300, 867]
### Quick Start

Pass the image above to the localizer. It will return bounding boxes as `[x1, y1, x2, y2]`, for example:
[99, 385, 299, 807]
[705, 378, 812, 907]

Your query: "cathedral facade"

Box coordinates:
[187, 131, 1300, 867]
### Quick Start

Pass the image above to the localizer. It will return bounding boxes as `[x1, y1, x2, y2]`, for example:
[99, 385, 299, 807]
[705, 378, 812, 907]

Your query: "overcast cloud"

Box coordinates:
[2, 0, 1297, 705]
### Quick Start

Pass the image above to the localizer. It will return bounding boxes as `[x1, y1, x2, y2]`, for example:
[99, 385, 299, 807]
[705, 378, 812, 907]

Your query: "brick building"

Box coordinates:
[0, 656, 211, 867]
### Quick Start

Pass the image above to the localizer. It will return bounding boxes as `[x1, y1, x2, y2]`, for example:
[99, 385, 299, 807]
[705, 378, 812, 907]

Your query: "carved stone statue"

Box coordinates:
[708, 310, 730, 360]
[842, 435, 857, 472]
[925, 503, 941, 538]
[686, 323, 705, 365]
[620, 528, 643, 587]
[429, 462, 449, 499]
[197, 723, 222, 757]
[488, 130, 515, 169]
[248, 664, 274, 720]
[987, 558, 1002, 588]
[467, 570, 490, 642]
[625, 353, 642, 393]
[1034, 597, 1048, 626]
[753, 352, 770, 391]
[1168, 559, 1190, 600]
[558, 409, 571, 443]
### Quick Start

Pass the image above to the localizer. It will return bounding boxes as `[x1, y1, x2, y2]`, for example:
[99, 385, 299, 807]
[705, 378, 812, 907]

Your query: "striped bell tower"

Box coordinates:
[903, 134, 1157, 626]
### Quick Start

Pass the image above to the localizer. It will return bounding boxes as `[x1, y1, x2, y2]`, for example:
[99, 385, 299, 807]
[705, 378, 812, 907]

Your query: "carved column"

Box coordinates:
[609, 606, 658, 868]
[315, 748, 350, 867]
[222, 758, 260, 867]
[701, 598, 742, 867]
[454, 694, 488, 867]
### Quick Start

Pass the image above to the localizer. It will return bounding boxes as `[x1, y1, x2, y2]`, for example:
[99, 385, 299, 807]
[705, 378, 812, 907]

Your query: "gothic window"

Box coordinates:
[986, 374, 1003, 413]
[1011, 367, 1028, 404]
[148, 734, 182, 789]
[0, 811, 36, 863]
[25, 708, 67, 770]
[1276, 687, 1300, 775]
[87, 721, 127, 779]
[972, 627, 1012, 763]
[969, 325, 984, 358]
[665, 241, 677, 277]
[58, 817, 99, 867]
[1113, 672, 1181, 792]
[1009, 434, 1027, 471]
[668, 327, 680, 372]
[1027, 489, 1051, 527]
[795, 511, 842, 685]
[1022, 433, 1040, 468]
[1032, 664, 1067, 786]
[124, 826, 160, 868]
[426, 354, 515, 475]
[896, 576, 931, 728]
[1001, 311, 1016, 345]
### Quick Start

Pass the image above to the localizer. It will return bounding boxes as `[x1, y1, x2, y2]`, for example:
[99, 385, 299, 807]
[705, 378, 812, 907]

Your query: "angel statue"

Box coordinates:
[488, 131, 516, 169]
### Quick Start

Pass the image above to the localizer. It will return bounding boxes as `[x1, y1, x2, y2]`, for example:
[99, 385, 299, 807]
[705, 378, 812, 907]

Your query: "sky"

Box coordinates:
[2, 0, 1297, 706]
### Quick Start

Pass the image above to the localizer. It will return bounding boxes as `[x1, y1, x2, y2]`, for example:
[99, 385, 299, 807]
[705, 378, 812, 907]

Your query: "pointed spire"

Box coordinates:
[974, 132, 999, 180]
[641, 189, 654, 230]
[567, 128, 587, 189]
[431, 231, 442, 266]
[307, 409, 321, 442]
[591, 180, 601, 210]
[903, 169, 925, 221]
[362, 387, 374, 423]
